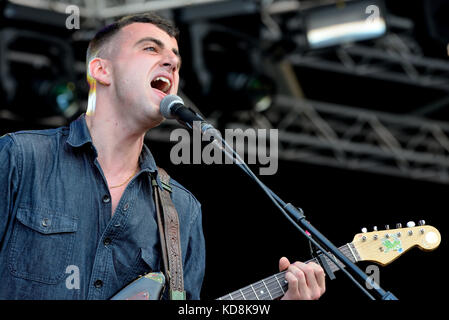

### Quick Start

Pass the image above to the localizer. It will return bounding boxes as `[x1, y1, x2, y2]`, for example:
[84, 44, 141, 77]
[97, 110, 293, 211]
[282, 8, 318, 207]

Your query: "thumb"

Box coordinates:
[279, 257, 290, 272]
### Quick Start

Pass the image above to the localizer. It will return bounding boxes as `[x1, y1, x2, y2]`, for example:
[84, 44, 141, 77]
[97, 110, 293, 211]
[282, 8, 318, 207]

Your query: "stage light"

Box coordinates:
[224, 72, 275, 112]
[0, 3, 81, 120]
[304, 0, 387, 49]
[183, 24, 277, 116]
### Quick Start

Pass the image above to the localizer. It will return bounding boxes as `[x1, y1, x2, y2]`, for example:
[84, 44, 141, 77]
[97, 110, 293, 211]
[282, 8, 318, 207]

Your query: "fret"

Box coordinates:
[309, 257, 320, 265]
[317, 245, 354, 273]
[234, 290, 244, 300]
[261, 280, 272, 299]
[323, 254, 335, 273]
[267, 278, 281, 294]
[250, 284, 260, 300]
[253, 281, 268, 300]
[348, 242, 361, 261]
[242, 285, 257, 300]
[274, 273, 286, 295]
[346, 243, 358, 262]
[275, 272, 289, 297]
[226, 290, 244, 300]
[266, 277, 284, 299]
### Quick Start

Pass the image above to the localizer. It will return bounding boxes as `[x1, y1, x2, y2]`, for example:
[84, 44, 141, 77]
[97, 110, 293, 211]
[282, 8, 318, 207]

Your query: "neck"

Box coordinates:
[85, 109, 144, 175]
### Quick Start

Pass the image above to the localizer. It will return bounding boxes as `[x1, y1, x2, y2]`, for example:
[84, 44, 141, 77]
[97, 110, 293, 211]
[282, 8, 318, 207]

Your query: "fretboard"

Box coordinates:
[216, 243, 359, 300]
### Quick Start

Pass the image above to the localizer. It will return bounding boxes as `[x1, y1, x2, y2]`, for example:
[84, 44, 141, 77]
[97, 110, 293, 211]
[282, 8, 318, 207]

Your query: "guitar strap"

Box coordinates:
[152, 167, 186, 300]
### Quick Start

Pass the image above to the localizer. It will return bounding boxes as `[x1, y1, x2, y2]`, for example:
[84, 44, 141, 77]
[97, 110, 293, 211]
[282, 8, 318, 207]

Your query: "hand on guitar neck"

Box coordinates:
[279, 257, 326, 300]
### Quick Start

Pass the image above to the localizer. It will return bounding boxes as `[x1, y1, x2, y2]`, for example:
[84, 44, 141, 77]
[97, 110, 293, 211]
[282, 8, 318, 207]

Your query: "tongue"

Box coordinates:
[151, 80, 169, 93]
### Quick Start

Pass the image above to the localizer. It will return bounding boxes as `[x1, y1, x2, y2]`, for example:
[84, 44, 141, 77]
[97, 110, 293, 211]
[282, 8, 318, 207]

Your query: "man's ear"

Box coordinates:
[88, 57, 112, 86]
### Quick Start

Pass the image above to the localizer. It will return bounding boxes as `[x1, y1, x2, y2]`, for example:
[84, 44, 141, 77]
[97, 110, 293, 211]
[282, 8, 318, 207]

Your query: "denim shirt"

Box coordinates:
[0, 115, 205, 300]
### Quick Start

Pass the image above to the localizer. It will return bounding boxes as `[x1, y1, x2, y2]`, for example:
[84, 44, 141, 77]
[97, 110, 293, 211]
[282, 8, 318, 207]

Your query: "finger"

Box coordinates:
[279, 257, 290, 272]
[309, 262, 326, 294]
[293, 262, 320, 298]
[284, 271, 298, 294]
[288, 264, 308, 298]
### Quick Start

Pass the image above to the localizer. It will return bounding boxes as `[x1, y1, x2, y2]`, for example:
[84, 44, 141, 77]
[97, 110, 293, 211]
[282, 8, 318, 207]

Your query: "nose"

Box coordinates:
[161, 49, 179, 72]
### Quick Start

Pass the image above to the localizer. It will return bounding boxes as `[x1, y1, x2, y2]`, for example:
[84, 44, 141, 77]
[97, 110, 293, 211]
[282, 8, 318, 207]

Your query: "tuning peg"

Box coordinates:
[396, 223, 402, 228]
[418, 220, 426, 226]
[373, 226, 378, 231]
[361, 227, 368, 233]
[385, 225, 390, 230]
[407, 221, 416, 228]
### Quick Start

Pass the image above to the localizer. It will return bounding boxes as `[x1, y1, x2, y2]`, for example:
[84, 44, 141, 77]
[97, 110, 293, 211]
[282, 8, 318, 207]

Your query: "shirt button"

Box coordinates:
[94, 280, 103, 288]
[103, 237, 112, 246]
[102, 195, 111, 203]
[123, 203, 129, 211]
[41, 218, 50, 227]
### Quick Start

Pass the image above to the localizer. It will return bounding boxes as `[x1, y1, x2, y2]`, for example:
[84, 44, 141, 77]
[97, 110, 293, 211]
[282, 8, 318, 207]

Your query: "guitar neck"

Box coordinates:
[216, 243, 359, 300]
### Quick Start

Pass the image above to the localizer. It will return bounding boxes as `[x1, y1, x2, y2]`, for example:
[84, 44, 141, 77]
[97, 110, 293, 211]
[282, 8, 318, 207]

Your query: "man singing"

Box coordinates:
[0, 12, 325, 300]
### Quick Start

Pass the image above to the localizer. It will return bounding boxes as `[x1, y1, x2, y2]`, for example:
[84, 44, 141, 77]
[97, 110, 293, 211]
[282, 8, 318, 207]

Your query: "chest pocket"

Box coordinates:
[8, 206, 78, 284]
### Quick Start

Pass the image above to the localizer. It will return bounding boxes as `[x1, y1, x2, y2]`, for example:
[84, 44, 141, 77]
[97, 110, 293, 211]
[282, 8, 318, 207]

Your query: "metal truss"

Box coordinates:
[8, 0, 230, 19]
[145, 95, 449, 185]
[283, 6, 449, 93]
[288, 42, 449, 93]
[268, 95, 449, 184]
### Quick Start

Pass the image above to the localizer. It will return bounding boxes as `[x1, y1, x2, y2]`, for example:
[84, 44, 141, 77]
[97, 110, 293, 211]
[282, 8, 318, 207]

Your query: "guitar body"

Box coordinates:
[110, 272, 165, 300]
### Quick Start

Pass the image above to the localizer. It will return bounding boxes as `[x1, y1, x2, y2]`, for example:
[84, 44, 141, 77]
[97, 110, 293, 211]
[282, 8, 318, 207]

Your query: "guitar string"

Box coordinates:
[223, 246, 354, 300]
[223, 253, 343, 300]
[232, 245, 357, 300]
[219, 244, 356, 300]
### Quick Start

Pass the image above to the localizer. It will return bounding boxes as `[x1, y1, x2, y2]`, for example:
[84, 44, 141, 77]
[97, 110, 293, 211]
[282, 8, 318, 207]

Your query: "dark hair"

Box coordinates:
[86, 12, 179, 63]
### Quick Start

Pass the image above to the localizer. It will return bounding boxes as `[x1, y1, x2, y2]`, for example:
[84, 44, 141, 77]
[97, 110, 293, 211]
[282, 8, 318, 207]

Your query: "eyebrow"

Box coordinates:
[134, 36, 182, 67]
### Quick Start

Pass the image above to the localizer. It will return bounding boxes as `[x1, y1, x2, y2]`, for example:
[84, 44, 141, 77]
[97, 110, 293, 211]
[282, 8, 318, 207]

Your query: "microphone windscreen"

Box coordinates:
[160, 94, 184, 119]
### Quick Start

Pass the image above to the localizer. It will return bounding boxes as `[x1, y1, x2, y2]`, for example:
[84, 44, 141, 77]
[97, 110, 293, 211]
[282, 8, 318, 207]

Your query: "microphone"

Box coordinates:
[160, 94, 240, 162]
[160, 94, 213, 133]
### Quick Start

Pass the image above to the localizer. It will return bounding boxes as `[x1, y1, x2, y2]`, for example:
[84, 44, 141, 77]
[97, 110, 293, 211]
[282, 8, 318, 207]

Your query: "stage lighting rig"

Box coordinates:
[175, 1, 279, 130]
[187, 24, 276, 116]
[303, 0, 387, 50]
[0, 2, 81, 121]
[201, 27, 277, 113]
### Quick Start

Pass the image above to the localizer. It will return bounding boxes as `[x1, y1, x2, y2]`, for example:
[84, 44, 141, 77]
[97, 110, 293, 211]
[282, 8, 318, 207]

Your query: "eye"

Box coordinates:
[144, 46, 157, 52]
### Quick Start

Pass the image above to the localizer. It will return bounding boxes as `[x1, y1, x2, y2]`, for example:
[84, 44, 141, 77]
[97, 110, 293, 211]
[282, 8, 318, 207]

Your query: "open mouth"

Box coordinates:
[150, 76, 172, 94]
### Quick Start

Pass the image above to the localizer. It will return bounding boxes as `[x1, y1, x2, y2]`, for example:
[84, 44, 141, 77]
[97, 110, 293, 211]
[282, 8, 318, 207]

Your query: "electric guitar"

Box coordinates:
[110, 223, 441, 300]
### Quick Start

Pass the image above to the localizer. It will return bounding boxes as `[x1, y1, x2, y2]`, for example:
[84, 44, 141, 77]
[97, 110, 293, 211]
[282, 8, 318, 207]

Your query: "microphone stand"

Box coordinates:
[202, 123, 398, 300]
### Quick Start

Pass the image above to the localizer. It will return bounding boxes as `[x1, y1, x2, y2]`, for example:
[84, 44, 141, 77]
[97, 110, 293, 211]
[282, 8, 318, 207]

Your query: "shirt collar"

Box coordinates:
[66, 114, 93, 148]
[67, 113, 159, 175]
[139, 144, 158, 173]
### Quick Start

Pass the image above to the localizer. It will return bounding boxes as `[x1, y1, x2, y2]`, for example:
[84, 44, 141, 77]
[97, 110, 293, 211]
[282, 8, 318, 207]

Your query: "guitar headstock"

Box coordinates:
[351, 223, 441, 266]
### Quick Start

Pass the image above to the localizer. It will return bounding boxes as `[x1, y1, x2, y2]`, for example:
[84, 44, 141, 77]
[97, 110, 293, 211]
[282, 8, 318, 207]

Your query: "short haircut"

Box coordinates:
[86, 12, 179, 65]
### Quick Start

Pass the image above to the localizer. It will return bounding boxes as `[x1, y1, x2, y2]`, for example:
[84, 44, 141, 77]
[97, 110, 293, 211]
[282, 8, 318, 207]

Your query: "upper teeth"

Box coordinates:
[155, 77, 171, 86]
